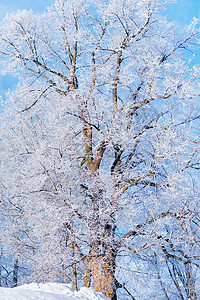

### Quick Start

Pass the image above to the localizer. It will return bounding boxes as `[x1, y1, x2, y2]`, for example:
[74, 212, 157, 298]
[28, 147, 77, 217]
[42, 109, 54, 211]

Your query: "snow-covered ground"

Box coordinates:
[0, 283, 109, 300]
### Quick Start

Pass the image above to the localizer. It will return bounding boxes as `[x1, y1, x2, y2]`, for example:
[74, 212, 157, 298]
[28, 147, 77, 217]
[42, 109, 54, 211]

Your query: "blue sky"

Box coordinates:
[167, 0, 200, 25]
[0, 0, 54, 18]
[0, 0, 198, 23]
[0, 0, 200, 100]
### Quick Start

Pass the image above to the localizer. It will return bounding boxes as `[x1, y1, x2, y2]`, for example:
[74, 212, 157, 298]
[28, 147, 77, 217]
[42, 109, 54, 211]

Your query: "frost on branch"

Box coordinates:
[0, 0, 200, 299]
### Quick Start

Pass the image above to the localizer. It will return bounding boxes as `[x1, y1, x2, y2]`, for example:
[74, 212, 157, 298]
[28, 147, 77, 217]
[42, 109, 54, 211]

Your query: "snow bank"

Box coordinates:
[0, 282, 109, 300]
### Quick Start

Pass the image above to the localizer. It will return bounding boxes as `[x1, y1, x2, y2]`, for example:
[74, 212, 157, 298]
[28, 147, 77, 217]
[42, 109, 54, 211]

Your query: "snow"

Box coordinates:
[0, 283, 109, 300]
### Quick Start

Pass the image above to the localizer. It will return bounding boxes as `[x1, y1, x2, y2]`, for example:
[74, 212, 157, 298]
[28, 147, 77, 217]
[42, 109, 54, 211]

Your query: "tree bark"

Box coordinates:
[12, 259, 19, 288]
[89, 243, 117, 299]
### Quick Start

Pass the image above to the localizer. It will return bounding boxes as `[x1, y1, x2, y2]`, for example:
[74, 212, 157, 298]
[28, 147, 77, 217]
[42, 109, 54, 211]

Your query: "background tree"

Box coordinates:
[0, 0, 200, 299]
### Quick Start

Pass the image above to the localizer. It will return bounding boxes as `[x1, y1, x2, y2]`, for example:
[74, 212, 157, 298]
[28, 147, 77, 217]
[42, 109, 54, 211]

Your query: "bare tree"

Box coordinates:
[0, 0, 200, 298]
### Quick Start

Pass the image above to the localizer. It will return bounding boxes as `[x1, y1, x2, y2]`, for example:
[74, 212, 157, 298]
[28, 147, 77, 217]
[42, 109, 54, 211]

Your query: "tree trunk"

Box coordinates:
[12, 259, 19, 288]
[89, 239, 117, 299]
[0, 249, 2, 287]
[185, 263, 197, 300]
[85, 169, 117, 298]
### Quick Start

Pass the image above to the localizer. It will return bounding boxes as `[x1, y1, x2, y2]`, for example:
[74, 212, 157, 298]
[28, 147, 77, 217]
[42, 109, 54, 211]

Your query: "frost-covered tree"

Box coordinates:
[0, 0, 200, 299]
